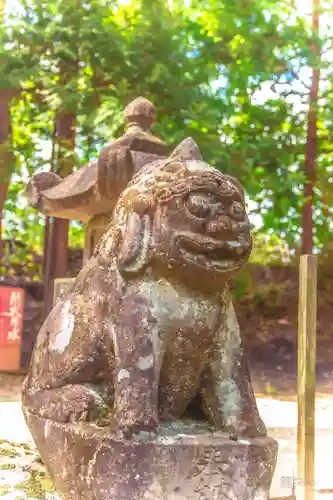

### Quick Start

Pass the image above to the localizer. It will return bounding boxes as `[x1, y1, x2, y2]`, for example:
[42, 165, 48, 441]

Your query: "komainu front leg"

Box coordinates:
[110, 307, 161, 437]
[201, 294, 266, 438]
[22, 382, 111, 425]
[113, 367, 159, 437]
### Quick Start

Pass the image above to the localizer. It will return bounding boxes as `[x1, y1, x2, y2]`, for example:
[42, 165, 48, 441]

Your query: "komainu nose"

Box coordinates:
[206, 216, 231, 237]
[231, 220, 251, 236]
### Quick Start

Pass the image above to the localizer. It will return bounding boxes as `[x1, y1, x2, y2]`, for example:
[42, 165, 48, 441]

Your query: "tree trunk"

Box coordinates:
[43, 0, 81, 315]
[0, 97, 17, 264]
[0, 0, 15, 264]
[52, 109, 76, 275]
[0, 93, 10, 262]
[43, 111, 76, 316]
[301, 0, 320, 255]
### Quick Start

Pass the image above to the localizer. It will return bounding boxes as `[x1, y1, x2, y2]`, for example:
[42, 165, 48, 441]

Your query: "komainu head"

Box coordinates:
[99, 138, 252, 283]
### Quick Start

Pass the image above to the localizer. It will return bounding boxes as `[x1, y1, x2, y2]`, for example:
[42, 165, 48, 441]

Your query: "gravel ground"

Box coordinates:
[1, 375, 333, 499]
[258, 397, 333, 499]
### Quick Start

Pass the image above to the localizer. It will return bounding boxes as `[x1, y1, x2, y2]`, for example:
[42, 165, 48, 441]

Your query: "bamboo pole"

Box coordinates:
[297, 254, 317, 500]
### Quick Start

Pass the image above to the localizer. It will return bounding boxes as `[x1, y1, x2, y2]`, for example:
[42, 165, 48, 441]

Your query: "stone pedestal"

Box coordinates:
[24, 412, 278, 500]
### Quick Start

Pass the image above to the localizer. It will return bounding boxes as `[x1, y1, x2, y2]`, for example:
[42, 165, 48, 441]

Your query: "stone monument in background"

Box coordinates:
[22, 137, 277, 499]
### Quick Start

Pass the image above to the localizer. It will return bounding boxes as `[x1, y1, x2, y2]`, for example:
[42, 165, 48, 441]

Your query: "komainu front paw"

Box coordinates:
[115, 406, 159, 438]
[225, 414, 267, 439]
[29, 384, 110, 424]
[61, 386, 110, 424]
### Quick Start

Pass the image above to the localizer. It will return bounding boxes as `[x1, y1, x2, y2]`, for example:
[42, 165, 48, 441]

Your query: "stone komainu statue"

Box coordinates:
[22, 138, 266, 439]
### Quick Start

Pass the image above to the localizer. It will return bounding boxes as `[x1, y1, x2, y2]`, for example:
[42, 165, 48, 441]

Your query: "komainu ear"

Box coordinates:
[117, 212, 153, 275]
[169, 137, 202, 162]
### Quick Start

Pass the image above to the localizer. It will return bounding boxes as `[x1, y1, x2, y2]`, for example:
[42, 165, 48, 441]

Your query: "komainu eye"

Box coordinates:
[186, 194, 211, 218]
[229, 202, 245, 220]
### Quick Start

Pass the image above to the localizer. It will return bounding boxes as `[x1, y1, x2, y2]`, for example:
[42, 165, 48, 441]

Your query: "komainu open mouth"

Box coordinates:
[177, 233, 250, 271]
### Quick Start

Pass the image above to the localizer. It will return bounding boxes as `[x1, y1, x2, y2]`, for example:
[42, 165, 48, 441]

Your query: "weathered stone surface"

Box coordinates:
[22, 137, 278, 499]
[24, 413, 277, 500]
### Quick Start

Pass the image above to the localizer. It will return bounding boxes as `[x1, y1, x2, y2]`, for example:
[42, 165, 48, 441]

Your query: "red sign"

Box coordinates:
[0, 287, 24, 348]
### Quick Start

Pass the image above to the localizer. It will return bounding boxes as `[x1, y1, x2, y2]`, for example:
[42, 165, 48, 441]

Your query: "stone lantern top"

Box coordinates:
[120, 97, 166, 151]
[124, 97, 156, 130]
[24, 97, 170, 223]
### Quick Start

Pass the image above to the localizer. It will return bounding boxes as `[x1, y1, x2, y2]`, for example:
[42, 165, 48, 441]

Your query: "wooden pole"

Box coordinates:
[297, 254, 317, 500]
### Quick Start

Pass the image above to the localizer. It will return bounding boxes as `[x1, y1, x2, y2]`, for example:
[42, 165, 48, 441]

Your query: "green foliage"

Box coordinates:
[252, 282, 288, 314]
[1, 0, 333, 257]
[0, 463, 16, 470]
[15, 471, 55, 499]
[0, 239, 43, 280]
[232, 268, 253, 300]
[250, 231, 291, 265]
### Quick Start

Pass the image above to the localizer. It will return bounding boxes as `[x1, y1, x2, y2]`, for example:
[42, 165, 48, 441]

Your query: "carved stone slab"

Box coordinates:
[53, 278, 75, 307]
[24, 412, 278, 500]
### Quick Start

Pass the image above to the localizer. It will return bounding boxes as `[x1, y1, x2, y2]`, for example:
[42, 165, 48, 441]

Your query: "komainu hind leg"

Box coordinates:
[200, 296, 267, 438]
